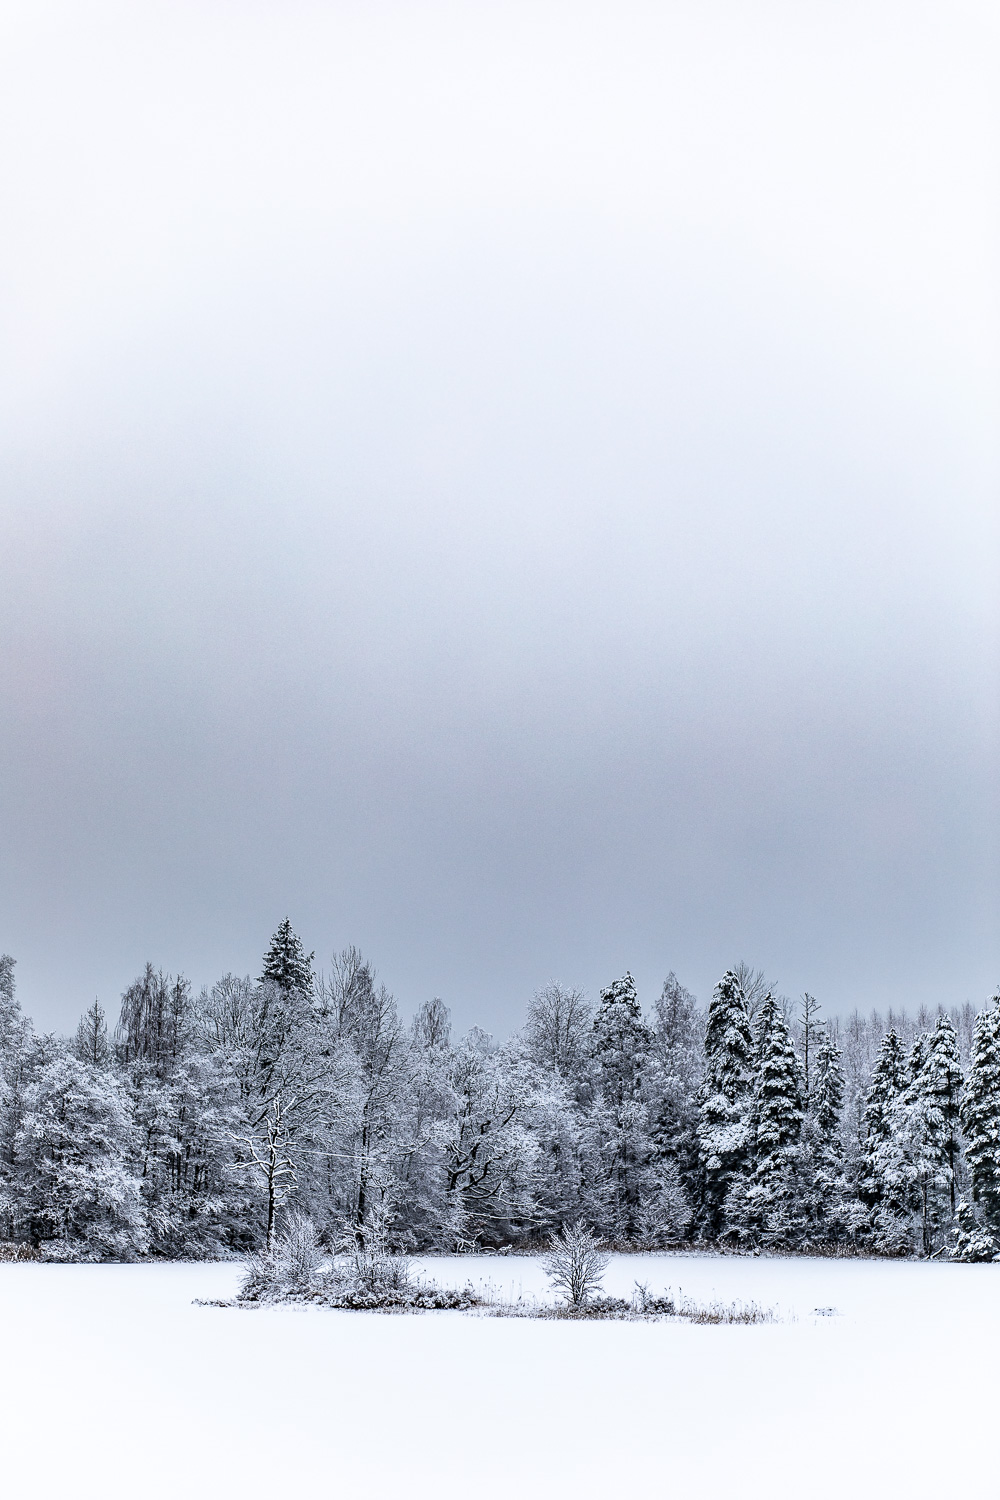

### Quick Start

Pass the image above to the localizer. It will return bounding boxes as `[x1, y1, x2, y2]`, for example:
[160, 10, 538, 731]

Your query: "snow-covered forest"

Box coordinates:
[1, 925, 997, 1263]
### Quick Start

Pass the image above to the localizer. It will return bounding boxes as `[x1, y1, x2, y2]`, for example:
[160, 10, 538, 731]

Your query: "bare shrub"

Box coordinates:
[543, 1223, 609, 1307]
[240, 1213, 323, 1302]
[338, 1203, 412, 1299]
[0, 1242, 40, 1262]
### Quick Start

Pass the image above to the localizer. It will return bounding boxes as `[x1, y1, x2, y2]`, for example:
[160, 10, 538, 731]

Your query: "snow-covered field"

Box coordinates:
[2, 1252, 995, 1499]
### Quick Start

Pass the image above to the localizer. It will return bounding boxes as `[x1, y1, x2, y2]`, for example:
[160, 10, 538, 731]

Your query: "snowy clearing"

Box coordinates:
[3, 1252, 997, 1499]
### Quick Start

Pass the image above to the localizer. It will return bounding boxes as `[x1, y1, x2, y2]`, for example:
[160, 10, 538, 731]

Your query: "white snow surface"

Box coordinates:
[2, 1251, 996, 1498]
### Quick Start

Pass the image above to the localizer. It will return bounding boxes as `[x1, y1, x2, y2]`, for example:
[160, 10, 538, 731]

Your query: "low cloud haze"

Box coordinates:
[1, 1, 997, 1034]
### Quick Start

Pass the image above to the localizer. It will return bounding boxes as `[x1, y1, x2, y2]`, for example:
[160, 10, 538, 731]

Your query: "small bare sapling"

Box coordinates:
[543, 1222, 609, 1307]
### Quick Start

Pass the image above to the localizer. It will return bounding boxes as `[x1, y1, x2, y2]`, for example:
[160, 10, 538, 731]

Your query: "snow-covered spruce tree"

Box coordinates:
[959, 997, 1000, 1245]
[754, 996, 803, 1169]
[732, 994, 803, 1246]
[862, 1028, 912, 1253]
[923, 1014, 963, 1217]
[813, 1029, 845, 1153]
[593, 973, 649, 1109]
[895, 1034, 951, 1256]
[261, 919, 315, 996]
[697, 970, 753, 1239]
[893, 1019, 962, 1255]
[591, 973, 653, 1241]
[802, 1026, 848, 1244]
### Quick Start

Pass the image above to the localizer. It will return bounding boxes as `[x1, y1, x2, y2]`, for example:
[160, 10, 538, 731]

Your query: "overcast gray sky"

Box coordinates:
[1, 0, 997, 1036]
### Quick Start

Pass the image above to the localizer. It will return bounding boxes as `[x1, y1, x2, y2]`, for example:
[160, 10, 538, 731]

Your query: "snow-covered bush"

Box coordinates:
[240, 1213, 323, 1301]
[543, 1222, 608, 1307]
[338, 1204, 412, 1298]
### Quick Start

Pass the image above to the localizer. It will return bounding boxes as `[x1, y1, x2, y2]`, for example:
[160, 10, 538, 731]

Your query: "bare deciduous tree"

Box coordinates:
[524, 983, 592, 1079]
[543, 1222, 609, 1306]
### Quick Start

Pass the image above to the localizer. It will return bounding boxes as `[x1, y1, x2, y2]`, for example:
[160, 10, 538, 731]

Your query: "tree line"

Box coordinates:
[0, 927, 997, 1261]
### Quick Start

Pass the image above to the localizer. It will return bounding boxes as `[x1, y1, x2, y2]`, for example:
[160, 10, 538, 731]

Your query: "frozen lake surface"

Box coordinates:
[2, 1251, 996, 1498]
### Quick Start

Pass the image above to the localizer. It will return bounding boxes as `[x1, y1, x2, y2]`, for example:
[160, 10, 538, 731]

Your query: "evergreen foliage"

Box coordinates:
[698, 970, 753, 1237]
[260, 919, 315, 996]
[923, 1015, 963, 1215]
[813, 1029, 845, 1148]
[862, 1028, 913, 1252]
[591, 973, 652, 1239]
[960, 997, 1000, 1235]
[753, 994, 803, 1172]
[793, 1026, 850, 1246]
[0, 933, 988, 1261]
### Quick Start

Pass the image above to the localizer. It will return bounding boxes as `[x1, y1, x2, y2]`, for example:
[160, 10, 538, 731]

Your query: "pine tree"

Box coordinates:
[697, 969, 753, 1237]
[922, 1014, 963, 1216]
[728, 994, 803, 1246]
[592, 973, 652, 1238]
[960, 997, 1000, 1237]
[863, 1028, 906, 1195]
[593, 973, 649, 1109]
[863, 1028, 912, 1251]
[754, 995, 803, 1177]
[898, 1032, 952, 1254]
[261, 920, 315, 996]
[802, 1026, 847, 1244]
[813, 1028, 845, 1153]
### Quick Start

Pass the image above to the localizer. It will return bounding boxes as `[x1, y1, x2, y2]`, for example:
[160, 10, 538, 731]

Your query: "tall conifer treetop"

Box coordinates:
[863, 1027, 908, 1218]
[753, 994, 803, 1170]
[703, 969, 753, 1102]
[923, 1014, 963, 1215]
[261, 919, 315, 996]
[813, 1029, 845, 1145]
[593, 971, 650, 1106]
[697, 969, 755, 1237]
[961, 996, 1000, 1231]
[865, 1029, 906, 1142]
